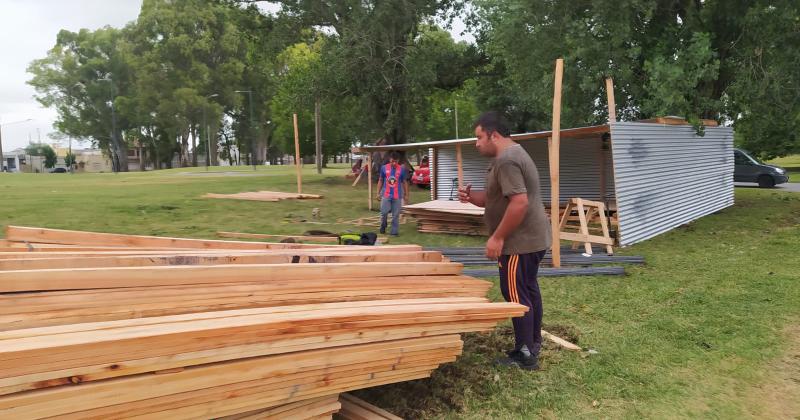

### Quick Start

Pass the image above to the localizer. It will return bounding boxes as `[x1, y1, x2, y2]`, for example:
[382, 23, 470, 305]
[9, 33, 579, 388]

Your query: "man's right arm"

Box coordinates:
[458, 184, 487, 208]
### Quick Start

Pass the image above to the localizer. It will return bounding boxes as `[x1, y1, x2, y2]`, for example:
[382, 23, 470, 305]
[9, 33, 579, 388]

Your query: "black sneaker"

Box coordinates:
[379, 228, 386, 234]
[495, 350, 539, 371]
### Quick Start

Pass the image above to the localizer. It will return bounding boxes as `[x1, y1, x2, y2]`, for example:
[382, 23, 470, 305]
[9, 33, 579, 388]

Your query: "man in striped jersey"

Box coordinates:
[458, 111, 552, 370]
[376, 151, 409, 236]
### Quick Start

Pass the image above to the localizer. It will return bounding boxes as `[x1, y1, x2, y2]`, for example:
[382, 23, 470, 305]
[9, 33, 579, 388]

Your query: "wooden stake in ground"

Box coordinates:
[456, 143, 464, 190]
[549, 58, 564, 268]
[293, 113, 302, 194]
[367, 152, 373, 211]
[315, 99, 322, 175]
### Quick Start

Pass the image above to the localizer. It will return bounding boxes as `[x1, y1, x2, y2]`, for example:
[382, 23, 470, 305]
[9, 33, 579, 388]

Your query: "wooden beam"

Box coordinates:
[217, 232, 340, 243]
[0, 261, 465, 293]
[4, 226, 349, 250]
[367, 152, 373, 211]
[558, 232, 614, 246]
[293, 113, 302, 194]
[605, 77, 616, 123]
[541, 329, 581, 351]
[549, 58, 564, 268]
[456, 143, 464, 190]
[431, 147, 437, 200]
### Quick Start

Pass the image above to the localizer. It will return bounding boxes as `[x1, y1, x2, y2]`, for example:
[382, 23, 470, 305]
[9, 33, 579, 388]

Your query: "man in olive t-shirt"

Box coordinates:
[458, 111, 551, 371]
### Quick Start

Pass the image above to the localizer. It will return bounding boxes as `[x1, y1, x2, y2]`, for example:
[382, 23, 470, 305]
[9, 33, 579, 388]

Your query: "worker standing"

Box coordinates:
[458, 111, 551, 370]
[376, 151, 409, 236]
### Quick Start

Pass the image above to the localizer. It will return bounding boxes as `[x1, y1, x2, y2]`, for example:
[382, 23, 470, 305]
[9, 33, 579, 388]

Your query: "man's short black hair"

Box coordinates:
[389, 151, 401, 161]
[473, 111, 511, 137]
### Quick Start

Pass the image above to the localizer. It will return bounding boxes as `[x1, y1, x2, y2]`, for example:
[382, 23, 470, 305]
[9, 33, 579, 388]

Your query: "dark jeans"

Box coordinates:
[379, 197, 402, 235]
[498, 250, 546, 355]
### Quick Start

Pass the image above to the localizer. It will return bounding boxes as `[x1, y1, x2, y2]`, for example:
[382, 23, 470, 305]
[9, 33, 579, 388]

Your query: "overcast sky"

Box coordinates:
[0, 0, 143, 151]
[0, 1, 473, 152]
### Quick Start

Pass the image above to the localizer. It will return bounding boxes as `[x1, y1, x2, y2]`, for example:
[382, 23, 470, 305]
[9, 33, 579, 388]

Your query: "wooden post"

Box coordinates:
[549, 58, 564, 268]
[602, 77, 616, 213]
[314, 99, 322, 174]
[431, 148, 437, 200]
[605, 78, 617, 123]
[367, 152, 373, 211]
[456, 144, 464, 190]
[293, 113, 302, 194]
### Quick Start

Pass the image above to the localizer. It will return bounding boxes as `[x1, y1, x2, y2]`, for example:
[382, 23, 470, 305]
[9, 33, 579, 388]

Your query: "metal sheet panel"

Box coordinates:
[610, 122, 734, 246]
[432, 137, 613, 204]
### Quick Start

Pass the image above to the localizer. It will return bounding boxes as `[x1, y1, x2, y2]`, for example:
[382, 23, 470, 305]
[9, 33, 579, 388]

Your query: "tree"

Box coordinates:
[473, 0, 799, 157]
[269, 0, 465, 145]
[64, 152, 77, 169]
[25, 144, 58, 170]
[28, 26, 133, 171]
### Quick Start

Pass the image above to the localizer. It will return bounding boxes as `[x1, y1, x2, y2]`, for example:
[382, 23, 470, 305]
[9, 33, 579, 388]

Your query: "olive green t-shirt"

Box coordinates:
[484, 143, 552, 255]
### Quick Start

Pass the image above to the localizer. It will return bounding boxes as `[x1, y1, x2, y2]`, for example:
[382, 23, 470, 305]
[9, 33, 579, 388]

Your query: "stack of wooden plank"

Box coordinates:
[203, 190, 323, 202]
[0, 226, 524, 419]
[403, 200, 487, 236]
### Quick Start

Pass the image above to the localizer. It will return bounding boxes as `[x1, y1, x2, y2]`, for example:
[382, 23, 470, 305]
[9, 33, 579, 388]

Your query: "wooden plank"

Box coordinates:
[220, 395, 341, 420]
[0, 336, 461, 418]
[4, 226, 348, 250]
[339, 393, 402, 420]
[367, 152, 372, 211]
[0, 301, 522, 378]
[558, 232, 614, 246]
[605, 77, 616, 123]
[550, 58, 564, 268]
[217, 232, 340, 243]
[575, 199, 593, 255]
[0, 261, 464, 293]
[294, 113, 303, 194]
[0, 322, 489, 395]
[456, 143, 463, 190]
[541, 329, 581, 351]
[0, 250, 445, 270]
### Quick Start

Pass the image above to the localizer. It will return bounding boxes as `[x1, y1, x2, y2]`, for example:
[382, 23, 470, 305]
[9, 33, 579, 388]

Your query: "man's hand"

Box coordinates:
[485, 235, 504, 260]
[458, 184, 472, 203]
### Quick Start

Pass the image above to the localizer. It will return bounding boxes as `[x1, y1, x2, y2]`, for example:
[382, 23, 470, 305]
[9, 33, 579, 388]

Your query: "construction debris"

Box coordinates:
[204, 190, 323, 202]
[0, 226, 524, 419]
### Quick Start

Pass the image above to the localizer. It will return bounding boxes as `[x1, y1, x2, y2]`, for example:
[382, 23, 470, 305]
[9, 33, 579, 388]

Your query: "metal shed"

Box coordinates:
[355, 118, 734, 248]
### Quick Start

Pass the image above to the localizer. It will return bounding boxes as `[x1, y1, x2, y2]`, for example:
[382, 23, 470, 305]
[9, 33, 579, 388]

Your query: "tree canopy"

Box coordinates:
[27, 0, 798, 167]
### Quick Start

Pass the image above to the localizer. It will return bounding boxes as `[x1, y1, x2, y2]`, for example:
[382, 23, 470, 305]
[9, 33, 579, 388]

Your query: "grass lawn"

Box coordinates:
[1, 166, 799, 418]
[768, 154, 800, 183]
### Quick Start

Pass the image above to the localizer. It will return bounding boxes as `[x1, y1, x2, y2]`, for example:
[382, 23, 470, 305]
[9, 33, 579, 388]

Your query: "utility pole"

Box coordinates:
[454, 98, 459, 139]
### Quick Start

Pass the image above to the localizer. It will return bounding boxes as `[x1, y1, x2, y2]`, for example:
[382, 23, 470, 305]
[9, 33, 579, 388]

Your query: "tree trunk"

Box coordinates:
[190, 124, 198, 167]
[179, 129, 190, 167]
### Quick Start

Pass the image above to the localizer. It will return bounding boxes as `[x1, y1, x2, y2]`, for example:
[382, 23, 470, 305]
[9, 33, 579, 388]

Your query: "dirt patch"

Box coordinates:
[352, 324, 578, 419]
[741, 323, 800, 419]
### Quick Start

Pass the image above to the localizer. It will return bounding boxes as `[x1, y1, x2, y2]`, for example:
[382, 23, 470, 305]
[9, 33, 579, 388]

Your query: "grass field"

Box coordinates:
[1, 166, 799, 419]
[768, 154, 800, 183]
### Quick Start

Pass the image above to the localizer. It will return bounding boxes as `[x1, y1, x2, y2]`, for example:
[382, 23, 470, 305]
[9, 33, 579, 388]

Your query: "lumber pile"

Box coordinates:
[204, 190, 323, 202]
[403, 200, 487, 236]
[0, 226, 524, 419]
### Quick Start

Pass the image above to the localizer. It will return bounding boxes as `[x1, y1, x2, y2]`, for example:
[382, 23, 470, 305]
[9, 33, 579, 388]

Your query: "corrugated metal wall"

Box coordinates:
[610, 122, 734, 246]
[433, 136, 613, 204]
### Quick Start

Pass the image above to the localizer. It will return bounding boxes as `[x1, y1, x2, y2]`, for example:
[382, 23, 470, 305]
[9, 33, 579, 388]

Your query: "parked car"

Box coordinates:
[411, 156, 430, 188]
[734, 148, 788, 188]
[49, 167, 68, 173]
